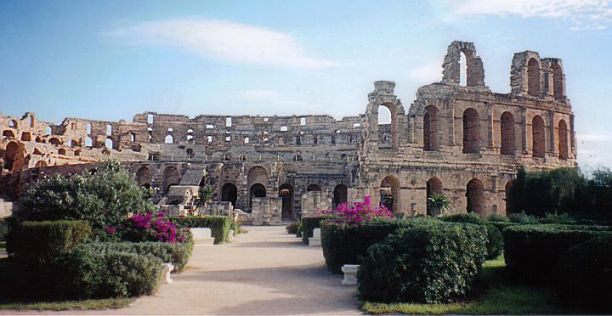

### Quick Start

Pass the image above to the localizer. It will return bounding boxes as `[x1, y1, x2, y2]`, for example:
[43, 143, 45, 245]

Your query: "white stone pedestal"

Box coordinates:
[162, 263, 175, 284]
[341, 264, 359, 285]
[309, 228, 321, 246]
[190, 227, 215, 244]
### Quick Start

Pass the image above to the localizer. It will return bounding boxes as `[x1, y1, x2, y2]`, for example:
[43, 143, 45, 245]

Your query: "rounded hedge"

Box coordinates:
[441, 213, 503, 260]
[557, 237, 612, 311]
[301, 216, 333, 245]
[357, 220, 487, 303]
[503, 224, 612, 285]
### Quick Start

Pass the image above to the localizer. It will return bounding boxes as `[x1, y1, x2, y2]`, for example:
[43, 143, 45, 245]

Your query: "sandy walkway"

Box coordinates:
[7, 225, 360, 315]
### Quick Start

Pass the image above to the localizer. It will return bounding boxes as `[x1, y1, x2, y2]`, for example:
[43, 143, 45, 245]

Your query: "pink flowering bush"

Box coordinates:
[322, 195, 393, 225]
[122, 211, 188, 243]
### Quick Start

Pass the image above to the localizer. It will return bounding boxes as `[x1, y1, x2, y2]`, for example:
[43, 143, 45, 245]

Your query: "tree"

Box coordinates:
[17, 160, 154, 234]
[427, 193, 451, 216]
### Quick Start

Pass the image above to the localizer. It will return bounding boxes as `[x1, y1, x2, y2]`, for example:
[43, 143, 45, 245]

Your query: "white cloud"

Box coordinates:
[577, 133, 612, 142]
[450, 0, 612, 30]
[109, 18, 336, 69]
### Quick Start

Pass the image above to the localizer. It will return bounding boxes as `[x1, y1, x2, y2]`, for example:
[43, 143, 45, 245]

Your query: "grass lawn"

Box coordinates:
[362, 256, 584, 315]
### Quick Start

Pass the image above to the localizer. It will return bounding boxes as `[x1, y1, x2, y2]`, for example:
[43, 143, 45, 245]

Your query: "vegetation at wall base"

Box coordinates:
[0, 297, 135, 311]
[361, 256, 582, 315]
[170, 215, 232, 244]
[357, 220, 487, 304]
[503, 224, 612, 285]
[301, 216, 334, 245]
[441, 213, 503, 260]
[286, 222, 300, 234]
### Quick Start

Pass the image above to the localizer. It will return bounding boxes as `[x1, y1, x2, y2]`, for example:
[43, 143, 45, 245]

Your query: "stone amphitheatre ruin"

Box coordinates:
[0, 41, 576, 224]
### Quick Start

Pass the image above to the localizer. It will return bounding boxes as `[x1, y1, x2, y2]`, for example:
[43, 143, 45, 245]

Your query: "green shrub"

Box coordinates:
[488, 220, 518, 232]
[301, 216, 334, 245]
[321, 219, 414, 273]
[540, 212, 576, 224]
[504, 224, 612, 285]
[79, 240, 193, 273]
[508, 212, 540, 224]
[64, 247, 163, 298]
[557, 237, 612, 312]
[10, 220, 91, 264]
[357, 220, 487, 303]
[487, 214, 508, 222]
[286, 222, 300, 234]
[0, 217, 10, 242]
[441, 213, 503, 260]
[16, 160, 154, 235]
[170, 215, 232, 244]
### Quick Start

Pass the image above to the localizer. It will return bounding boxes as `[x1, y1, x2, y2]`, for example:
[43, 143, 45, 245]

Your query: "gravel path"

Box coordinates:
[6, 225, 360, 315]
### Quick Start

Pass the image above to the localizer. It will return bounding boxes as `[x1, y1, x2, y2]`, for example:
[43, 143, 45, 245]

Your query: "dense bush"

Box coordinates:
[16, 160, 154, 235]
[64, 247, 163, 298]
[540, 212, 576, 224]
[508, 211, 540, 224]
[441, 213, 503, 259]
[301, 216, 334, 245]
[9, 220, 91, 263]
[170, 215, 232, 244]
[504, 224, 612, 285]
[358, 220, 487, 303]
[122, 212, 190, 243]
[0, 217, 10, 242]
[321, 219, 414, 273]
[79, 239, 193, 273]
[286, 222, 300, 234]
[557, 237, 612, 311]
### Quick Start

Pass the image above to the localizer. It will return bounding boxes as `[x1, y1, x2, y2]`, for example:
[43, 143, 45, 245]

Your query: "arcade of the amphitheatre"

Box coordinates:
[0, 41, 576, 224]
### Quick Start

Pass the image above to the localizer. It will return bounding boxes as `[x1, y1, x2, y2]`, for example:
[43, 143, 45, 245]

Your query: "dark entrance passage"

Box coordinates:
[221, 183, 238, 207]
[279, 184, 294, 219]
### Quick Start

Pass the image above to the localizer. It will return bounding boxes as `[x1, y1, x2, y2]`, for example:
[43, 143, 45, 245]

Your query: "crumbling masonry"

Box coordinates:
[0, 42, 576, 223]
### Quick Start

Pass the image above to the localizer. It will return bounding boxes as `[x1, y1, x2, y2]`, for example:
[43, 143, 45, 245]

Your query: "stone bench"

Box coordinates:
[190, 227, 215, 245]
[341, 264, 359, 285]
[309, 228, 321, 247]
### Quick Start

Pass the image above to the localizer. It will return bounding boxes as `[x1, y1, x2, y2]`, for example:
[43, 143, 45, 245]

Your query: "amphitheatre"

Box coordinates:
[0, 41, 576, 222]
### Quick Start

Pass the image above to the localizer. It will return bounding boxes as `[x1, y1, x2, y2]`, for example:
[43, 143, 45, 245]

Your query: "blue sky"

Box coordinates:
[1, 0, 611, 169]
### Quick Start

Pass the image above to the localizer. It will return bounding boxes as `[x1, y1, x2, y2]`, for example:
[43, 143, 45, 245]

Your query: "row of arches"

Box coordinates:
[527, 58, 563, 99]
[420, 106, 570, 159]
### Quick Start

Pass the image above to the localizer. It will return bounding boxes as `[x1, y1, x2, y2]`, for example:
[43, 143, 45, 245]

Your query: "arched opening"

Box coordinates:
[558, 120, 568, 160]
[106, 124, 112, 136]
[164, 135, 174, 144]
[186, 148, 194, 159]
[249, 183, 266, 209]
[378, 104, 394, 147]
[85, 136, 93, 148]
[8, 120, 18, 129]
[35, 160, 47, 168]
[426, 177, 443, 216]
[85, 123, 92, 135]
[295, 134, 301, 145]
[333, 184, 348, 207]
[505, 181, 513, 213]
[4, 141, 21, 171]
[221, 183, 238, 207]
[423, 105, 439, 151]
[552, 63, 563, 99]
[279, 184, 294, 219]
[463, 108, 480, 153]
[136, 166, 152, 188]
[306, 184, 321, 192]
[466, 178, 485, 215]
[380, 176, 400, 213]
[293, 154, 303, 161]
[35, 136, 42, 143]
[2, 130, 15, 139]
[532, 115, 545, 158]
[459, 51, 467, 86]
[104, 138, 113, 150]
[74, 149, 81, 156]
[49, 137, 61, 146]
[20, 132, 32, 142]
[527, 58, 540, 96]
[130, 133, 136, 143]
[162, 166, 180, 194]
[500, 112, 515, 155]
[58, 148, 67, 155]
[44, 126, 52, 135]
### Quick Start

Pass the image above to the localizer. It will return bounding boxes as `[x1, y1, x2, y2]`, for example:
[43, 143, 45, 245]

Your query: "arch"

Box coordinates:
[2, 130, 15, 139]
[221, 183, 238, 207]
[8, 120, 17, 128]
[459, 51, 467, 86]
[4, 141, 22, 171]
[426, 177, 443, 216]
[247, 166, 268, 187]
[162, 166, 180, 194]
[333, 184, 348, 207]
[558, 119, 569, 160]
[293, 154, 303, 161]
[552, 62, 563, 99]
[136, 166, 152, 188]
[377, 104, 396, 148]
[44, 126, 52, 135]
[74, 149, 81, 156]
[164, 135, 174, 144]
[462, 108, 480, 153]
[85, 123, 92, 134]
[58, 148, 67, 155]
[527, 58, 540, 96]
[186, 148, 194, 159]
[500, 112, 515, 155]
[35, 136, 42, 143]
[35, 160, 47, 168]
[130, 133, 136, 142]
[20, 132, 32, 142]
[423, 105, 439, 151]
[279, 184, 294, 219]
[306, 184, 321, 192]
[532, 115, 545, 158]
[104, 138, 113, 150]
[249, 183, 266, 209]
[106, 124, 112, 136]
[380, 176, 400, 213]
[85, 136, 93, 148]
[466, 178, 485, 215]
[49, 137, 61, 146]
